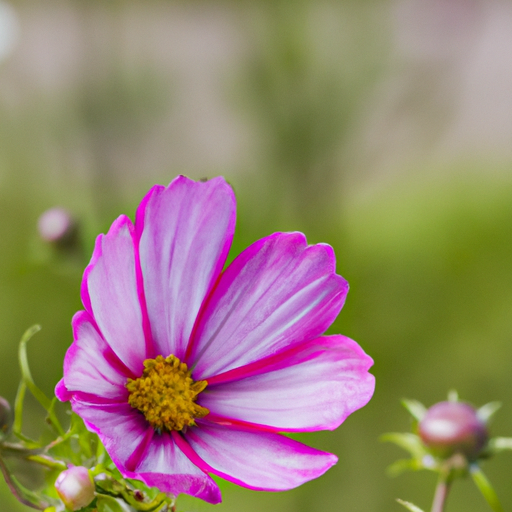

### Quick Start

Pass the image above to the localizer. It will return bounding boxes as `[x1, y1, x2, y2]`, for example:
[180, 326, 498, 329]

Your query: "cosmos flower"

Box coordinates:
[56, 176, 375, 504]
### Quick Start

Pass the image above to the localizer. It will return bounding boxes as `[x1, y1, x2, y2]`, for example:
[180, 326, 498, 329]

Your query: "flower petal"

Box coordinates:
[188, 232, 348, 378]
[136, 176, 236, 359]
[82, 215, 148, 374]
[72, 400, 221, 503]
[182, 421, 337, 491]
[70, 401, 150, 474]
[61, 311, 132, 403]
[55, 378, 72, 402]
[130, 433, 221, 504]
[201, 335, 375, 432]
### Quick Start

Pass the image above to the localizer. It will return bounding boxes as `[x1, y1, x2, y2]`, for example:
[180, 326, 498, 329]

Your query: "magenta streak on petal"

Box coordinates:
[55, 378, 72, 402]
[134, 185, 164, 358]
[185, 275, 247, 366]
[66, 392, 128, 407]
[205, 338, 320, 386]
[203, 413, 282, 433]
[171, 430, 216, 475]
[126, 426, 155, 472]
[133, 227, 155, 360]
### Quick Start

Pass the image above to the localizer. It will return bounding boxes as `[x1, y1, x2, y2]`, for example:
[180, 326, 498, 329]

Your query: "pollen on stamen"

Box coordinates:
[126, 354, 208, 432]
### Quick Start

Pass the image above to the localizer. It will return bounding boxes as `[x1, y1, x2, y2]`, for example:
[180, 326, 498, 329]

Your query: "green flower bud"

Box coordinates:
[55, 466, 95, 511]
[419, 401, 488, 460]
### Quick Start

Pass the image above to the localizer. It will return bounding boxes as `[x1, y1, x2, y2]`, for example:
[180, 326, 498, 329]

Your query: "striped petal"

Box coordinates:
[202, 335, 375, 431]
[81, 215, 149, 374]
[136, 176, 236, 360]
[131, 433, 221, 504]
[182, 421, 337, 491]
[60, 311, 132, 403]
[188, 232, 348, 378]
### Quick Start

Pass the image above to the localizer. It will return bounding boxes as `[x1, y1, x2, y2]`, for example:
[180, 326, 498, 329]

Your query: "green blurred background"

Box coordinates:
[1, 0, 512, 510]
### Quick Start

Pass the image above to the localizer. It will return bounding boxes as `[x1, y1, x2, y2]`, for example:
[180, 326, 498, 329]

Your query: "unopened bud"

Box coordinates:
[0, 396, 12, 438]
[37, 208, 76, 246]
[419, 401, 488, 459]
[55, 466, 95, 511]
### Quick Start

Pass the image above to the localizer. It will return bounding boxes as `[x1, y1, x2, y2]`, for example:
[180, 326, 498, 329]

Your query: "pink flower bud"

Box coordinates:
[0, 396, 12, 438]
[37, 207, 76, 245]
[55, 466, 95, 511]
[419, 401, 488, 459]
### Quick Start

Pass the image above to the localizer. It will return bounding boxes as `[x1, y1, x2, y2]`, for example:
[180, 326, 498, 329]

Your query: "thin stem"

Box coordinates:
[431, 477, 451, 512]
[1, 443, 66, 471]
[0, 441, 40, 457]
[26, 454, 66, 471]
[0, 455, 46, 510]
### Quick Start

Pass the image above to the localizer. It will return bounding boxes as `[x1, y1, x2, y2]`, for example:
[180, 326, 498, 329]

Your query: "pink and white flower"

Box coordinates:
[56, 176, 374, 504]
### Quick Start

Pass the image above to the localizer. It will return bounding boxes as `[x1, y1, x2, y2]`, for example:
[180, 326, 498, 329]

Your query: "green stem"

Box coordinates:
[25, 454, 66, 471]
[17, 326, 65, 437]
[0, 441, 40, 457]
[431, 477, 451, 512]
[0, 443, 66, 471]
[0, 455, 47, 510]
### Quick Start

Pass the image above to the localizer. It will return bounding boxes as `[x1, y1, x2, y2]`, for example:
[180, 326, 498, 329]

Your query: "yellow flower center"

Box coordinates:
[126, 355, 209, 432]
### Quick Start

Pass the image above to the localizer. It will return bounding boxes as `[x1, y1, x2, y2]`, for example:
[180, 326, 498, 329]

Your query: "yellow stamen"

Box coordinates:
[126, 355, 208, 432]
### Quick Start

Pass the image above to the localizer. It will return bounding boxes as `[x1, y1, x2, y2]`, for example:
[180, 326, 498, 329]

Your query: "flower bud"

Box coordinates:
[419, 401, 488, 459]
[55, 466, 95, 511]
[37, 208, 76, 246]
[0, 396, 12, 438]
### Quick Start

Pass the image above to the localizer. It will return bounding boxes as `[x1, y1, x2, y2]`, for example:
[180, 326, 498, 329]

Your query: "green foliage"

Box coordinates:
[470, 466, 504, 512]
[401, 400, 427, 424]
[1, 326, 175, 512]
[396, 499, 425, 512]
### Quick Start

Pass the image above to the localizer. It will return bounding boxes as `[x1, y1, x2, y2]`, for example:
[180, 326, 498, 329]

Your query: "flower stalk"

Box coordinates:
[385, 392, 512, 512]
[431, 473, 451, 512]
[0, 455, 49, 510]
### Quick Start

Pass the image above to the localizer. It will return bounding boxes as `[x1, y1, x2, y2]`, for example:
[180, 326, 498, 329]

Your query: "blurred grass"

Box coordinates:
[1, 1, 512, 511]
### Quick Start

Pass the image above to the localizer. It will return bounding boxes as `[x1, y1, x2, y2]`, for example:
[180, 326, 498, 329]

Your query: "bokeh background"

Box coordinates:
[1, 0, 512, 510]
